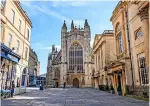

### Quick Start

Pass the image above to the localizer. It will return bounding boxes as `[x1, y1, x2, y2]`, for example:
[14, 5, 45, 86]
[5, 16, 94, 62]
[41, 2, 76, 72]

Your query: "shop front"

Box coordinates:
[0, 43, 21, 97]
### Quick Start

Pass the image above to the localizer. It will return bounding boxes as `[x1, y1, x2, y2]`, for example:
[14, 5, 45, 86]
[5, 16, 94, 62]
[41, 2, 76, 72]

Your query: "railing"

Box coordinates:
[103, 30, 113, 34]
[126, 85, 149, 98]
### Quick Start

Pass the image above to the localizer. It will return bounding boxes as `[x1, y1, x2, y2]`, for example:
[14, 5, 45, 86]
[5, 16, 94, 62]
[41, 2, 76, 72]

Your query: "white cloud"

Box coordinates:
[31, 42, 61, 51]
[51, 1, 89, 7]
[21, 1, 83, 26]
[73, 20, 84, 27]
[90, 38, 94, 47]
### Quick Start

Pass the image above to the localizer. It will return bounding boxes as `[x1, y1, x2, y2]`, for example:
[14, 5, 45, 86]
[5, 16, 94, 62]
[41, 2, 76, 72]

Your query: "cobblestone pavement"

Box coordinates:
[1, 88, 149, 106]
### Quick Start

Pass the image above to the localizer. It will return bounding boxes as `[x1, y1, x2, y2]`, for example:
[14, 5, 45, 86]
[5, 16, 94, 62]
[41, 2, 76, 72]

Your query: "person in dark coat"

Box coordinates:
[64, 82, 66, 88]
[11, 85, 14, 97]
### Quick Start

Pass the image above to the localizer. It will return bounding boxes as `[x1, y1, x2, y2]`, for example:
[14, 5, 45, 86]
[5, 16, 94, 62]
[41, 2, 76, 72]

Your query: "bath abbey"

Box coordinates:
[46, 19, 94, 88]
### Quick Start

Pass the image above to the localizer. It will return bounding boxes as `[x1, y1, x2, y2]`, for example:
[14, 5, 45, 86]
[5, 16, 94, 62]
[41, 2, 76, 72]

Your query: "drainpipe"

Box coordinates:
[125, 9, 134, 87]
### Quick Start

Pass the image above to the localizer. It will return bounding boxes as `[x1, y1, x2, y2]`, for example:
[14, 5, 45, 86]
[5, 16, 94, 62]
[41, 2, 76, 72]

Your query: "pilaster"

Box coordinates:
[138, 6, 149, 69]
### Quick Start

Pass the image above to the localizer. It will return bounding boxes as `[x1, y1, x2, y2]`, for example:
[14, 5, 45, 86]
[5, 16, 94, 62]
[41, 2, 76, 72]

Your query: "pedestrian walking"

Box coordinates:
[11, 86, 14, 97]
[63, 82, 66, 88]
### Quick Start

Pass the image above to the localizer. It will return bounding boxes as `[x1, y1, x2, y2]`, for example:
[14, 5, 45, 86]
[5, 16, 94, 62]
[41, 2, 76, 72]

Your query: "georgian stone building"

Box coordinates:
[1, 0, 32, 94]
[93, 30, 116, 89]
[92, 1, 149, 97]
[28, 48, 39, 86]
[46, 20, 93, 88]
[108, 1, 149, 96]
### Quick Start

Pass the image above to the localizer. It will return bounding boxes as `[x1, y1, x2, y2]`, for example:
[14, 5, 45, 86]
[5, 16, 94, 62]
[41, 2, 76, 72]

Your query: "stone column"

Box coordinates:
[138, 6, 149, 69]
[94, 55, 97, 72]
[97, 54, 99, 72]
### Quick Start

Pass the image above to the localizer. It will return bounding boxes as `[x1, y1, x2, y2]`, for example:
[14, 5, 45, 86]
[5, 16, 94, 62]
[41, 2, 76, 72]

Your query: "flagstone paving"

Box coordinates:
[1, 87, 148, 106]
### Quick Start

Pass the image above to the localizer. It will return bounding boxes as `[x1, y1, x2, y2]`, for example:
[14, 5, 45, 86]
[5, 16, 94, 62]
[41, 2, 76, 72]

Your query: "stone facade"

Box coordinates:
[96, 1, 149, 96]
[37, 61, 40, 76]
[93, 30, 116, 89]
[46, 20, 93, 88]
[28, 48, 39, 86]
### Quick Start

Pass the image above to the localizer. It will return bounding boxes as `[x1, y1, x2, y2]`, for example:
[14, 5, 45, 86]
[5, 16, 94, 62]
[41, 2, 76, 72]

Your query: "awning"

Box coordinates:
[1, 43, 21, 63]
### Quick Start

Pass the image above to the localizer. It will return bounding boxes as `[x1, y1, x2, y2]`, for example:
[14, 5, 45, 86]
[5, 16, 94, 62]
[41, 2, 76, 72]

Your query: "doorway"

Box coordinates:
[117, 73, 122, 93]
[55, 82, 58, 88]
[73, 78, 79, 88]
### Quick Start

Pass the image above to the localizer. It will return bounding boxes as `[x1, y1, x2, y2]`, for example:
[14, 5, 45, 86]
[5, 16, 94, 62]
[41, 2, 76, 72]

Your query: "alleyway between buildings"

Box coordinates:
[1, 87, 148, 106]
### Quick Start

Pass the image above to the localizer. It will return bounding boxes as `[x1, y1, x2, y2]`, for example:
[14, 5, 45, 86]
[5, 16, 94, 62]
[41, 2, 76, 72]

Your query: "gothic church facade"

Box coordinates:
[46, 19, 94, 88]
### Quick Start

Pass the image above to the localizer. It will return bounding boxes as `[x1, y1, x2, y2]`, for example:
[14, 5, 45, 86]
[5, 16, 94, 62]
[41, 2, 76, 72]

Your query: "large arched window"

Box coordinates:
[115, 22, 123, 54]
[69, 42, 83, 72]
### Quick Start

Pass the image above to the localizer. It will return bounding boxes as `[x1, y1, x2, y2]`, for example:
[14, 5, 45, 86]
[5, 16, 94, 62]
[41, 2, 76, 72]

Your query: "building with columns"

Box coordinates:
[108, 1, 149, 96]
[46, 20, 94, 88]
[93, 30, 116, 89]
[92, 1, 149, 97]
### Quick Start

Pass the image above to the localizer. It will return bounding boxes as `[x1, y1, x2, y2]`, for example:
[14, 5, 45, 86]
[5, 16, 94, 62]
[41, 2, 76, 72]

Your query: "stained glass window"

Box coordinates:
[69, 43, 83, 72]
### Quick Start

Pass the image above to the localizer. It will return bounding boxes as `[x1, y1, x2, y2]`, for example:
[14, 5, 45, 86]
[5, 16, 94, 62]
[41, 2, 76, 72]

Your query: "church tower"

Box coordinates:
[59, 19, 92, 87]
[60, 21, 68, 86]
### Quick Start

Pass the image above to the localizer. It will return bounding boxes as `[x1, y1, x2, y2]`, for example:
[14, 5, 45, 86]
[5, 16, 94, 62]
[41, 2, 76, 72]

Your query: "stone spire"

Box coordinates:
[62, 20, 67, 28]
[71, 20, 74, 31]
[84, 19, 89, 27]
[52, 45, 55, 52]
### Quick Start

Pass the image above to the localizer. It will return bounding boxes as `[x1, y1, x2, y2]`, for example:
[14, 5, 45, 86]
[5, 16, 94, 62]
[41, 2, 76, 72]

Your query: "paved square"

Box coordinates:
[1, 88, 148, 106]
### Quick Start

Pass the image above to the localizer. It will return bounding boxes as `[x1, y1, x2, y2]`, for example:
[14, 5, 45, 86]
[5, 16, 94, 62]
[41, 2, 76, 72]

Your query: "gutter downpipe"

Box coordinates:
[125, 9, 134, 88]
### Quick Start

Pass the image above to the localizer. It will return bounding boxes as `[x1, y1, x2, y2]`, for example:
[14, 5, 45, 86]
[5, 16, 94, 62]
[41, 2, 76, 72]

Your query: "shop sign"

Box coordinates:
[7, 54, 19, 63]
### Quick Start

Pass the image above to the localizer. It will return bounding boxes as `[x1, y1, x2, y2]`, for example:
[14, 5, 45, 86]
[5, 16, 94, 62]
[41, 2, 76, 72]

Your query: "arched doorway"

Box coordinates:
[73, 78, 79, 88]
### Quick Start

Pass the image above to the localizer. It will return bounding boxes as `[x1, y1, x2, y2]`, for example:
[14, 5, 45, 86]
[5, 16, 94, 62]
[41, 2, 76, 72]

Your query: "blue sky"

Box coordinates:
[21, 1, 118, 75]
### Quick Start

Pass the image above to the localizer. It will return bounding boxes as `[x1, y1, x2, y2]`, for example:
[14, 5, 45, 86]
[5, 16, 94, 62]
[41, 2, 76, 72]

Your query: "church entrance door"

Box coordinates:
[73, 78, 79, 88]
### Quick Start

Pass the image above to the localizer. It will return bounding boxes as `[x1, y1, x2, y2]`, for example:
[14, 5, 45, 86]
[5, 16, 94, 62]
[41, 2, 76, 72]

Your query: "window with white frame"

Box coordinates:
[19, 19, 22, 31]
[115, 22, 123, 54]
[8, 34, 12, 48]
[16, 40, 20, 53]
[27, 29, 30, 40]
[118, 33, 123, 53]
[138, 53, 148, 85]
[10, 9, 15, 24]
[25, 47, 28, 60]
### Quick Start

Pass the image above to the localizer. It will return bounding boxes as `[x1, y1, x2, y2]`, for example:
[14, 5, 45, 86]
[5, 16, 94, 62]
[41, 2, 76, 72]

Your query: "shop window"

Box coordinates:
[17, 77, 20, 87]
